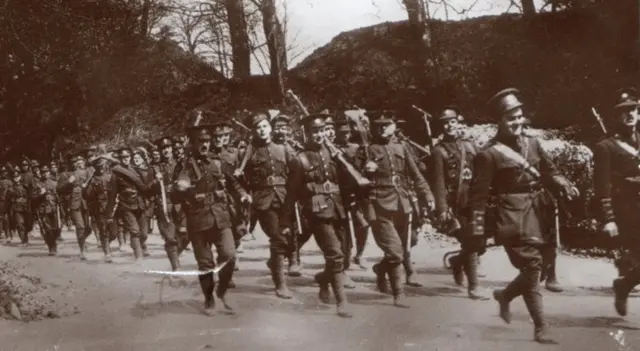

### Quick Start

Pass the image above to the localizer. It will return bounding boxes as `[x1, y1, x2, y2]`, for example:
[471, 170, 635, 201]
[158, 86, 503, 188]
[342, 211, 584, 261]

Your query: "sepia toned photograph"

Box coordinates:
[0, 0, 638, 350]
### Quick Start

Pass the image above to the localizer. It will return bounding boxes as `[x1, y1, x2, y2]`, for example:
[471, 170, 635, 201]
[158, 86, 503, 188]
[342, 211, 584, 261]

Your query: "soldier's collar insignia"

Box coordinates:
[462, 167, 473, 180]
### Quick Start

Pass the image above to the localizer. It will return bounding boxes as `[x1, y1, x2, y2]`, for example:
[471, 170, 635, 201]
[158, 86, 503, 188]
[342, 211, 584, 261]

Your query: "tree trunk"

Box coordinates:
[140, 0, 151, 38]
[261, 0, 287, 102]
[521, 0, 536, 17]
[402, 0, 430, 46]
[224, 0, 251, 78]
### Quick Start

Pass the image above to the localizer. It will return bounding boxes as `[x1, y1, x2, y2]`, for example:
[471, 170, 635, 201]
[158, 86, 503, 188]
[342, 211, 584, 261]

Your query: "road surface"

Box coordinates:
[0, 226, 638, 351]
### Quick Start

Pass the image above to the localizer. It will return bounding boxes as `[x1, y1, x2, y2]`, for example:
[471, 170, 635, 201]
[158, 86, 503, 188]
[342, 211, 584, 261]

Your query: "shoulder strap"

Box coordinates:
[188, 157, 202, 180]
[492, 141, 541, 179]
[613, 136, 640, 160]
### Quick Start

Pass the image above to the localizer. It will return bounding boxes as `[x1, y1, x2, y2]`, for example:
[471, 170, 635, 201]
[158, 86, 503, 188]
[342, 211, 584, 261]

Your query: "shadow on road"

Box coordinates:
[131, 298, 203, 318]
[548, 315, 640, 330]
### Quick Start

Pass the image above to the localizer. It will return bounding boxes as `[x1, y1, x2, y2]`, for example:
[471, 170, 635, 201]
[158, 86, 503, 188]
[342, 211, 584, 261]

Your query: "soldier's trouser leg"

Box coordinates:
[354, 225, 369, 264]
[14, 212, 27, 244]
[286, 209, 302, 276]
[212, 227, 236, 309]
[541, 243, 562, 292]
[257, 208, 292, 298]
[497, 244, 553, 343]
[158, 208, 180, 271]
[71, 209, 89, 257]
[337, 220, 356, 288]
[400, 225, 421, 287]
[313, 219, 352, 317]
[370, 209, 408, 307]
[458, 235, 487, 299]
[40, 212, 58, 254]
[122, 210, 144, 260]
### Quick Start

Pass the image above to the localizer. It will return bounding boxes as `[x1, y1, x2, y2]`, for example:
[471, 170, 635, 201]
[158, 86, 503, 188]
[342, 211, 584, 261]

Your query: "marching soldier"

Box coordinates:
[18, 159, 35, 238]
[106, 147, 150, 260]
[7, 170, 30, 246]
[285, 113, 354, 317]
[0, 167, 11, 243]
[468, 88, 578, 344]
[31, 165, 61, 256]
[57, 154, 93, 259]
[172, 122, 251, 316]
[148, 136, 182, 271]
[592, 88, 640, 317]
[335, 119, 370, 268]
[84, 151, 119, 262]
[430, 106, 485, 298]
[243, 111, 298, 298]
[354, 111, 435, 307]
[132, 147, 155, 238]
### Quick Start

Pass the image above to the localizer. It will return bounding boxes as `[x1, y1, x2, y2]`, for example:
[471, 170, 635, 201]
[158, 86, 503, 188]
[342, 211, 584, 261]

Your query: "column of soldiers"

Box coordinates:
[2, 86, 640, 345]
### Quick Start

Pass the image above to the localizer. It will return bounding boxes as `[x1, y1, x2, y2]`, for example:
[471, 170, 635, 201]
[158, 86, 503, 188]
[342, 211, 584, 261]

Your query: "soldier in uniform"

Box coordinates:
[18, 159, 35, 239]
[84, 151, 119, 263]
[0, 167, 11, 243]
[468, 88, 578, 344]
[354, 111, 434, 307]
[7, 170, 30, 246]
[57, 154, 93, 259]
[243, 111, 298, 298]
[132, 147, 155, 238]
[172, 123, 251, 316]
[31, 165, 61, 256]
[107, 147, 150, 260]
[147, 136, 182, 271]
[592, 88, 640, 316]
[335, 119, 370, 268]
[430, 106, 486, 299]
[285, 113, 354, 317]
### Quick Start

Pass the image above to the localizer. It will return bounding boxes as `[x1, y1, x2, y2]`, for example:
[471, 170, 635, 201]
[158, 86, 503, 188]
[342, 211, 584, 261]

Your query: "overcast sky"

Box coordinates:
[171, 0, 545, 73]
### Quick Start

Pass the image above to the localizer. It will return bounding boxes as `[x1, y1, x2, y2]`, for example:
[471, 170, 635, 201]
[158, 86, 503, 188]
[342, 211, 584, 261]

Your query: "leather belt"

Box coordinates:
[374, 175, 403, 188]
[309, 181, 340, 194]
[257, 175, 286, 187]
[496, 182, 543, 194]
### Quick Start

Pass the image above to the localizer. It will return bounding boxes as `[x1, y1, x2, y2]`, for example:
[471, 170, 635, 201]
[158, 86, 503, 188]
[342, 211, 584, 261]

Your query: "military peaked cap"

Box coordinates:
[614, 87, 640, 110]
[487, 88, 524, 117]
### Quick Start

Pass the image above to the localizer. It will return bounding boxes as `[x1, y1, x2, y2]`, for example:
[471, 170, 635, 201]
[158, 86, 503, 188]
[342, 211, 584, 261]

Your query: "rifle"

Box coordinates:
[412, 105, 434, 149]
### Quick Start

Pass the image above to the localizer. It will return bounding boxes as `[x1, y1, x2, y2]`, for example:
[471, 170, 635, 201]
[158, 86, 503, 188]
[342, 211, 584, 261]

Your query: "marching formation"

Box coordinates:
[2, 87, 640, 345]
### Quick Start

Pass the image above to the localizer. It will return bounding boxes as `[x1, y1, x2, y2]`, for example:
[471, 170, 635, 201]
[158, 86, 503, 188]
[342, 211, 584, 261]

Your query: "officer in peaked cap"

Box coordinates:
[593, 87, 640, 319]
[467, 88, 579, 344]
[323, 114, 337, 143]
[211, 121, 233, 151]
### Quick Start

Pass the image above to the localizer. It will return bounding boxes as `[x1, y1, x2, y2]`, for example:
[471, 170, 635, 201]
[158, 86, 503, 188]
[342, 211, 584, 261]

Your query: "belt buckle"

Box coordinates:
[266, 175, 275, 186]
[322, 181, 332, 193]
[391, 175, 400, 186]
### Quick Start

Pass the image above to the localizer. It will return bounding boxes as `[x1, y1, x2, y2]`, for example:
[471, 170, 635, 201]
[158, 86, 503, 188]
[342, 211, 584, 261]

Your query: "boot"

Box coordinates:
[101, 237, 113, 263]
[78, 236, 87, 260]
[287, 252, 302, 277]
[373, 263, 390, 294]
[168, 248, 180, 271]
[141, 238, 150, 257]
[449, 255, 464, 286]
[198, 272, 216, 316]
[216, 259, 236, 312]
[343, 273, 356, 289]
[534, 325, 557, 344]
[271, 254, 292, 299]
[330, 272, 353, 318]
[613, 277, 630, 317]
[544, 260, 563, 293]
[315, 271, 331, 304]
[476, 255, 486, 278]
[389, 264, 409, 308]
[131, 237, 142, 260]
[463, 252, 488, 300]
[521, 269, 556, 344]
[404, 253, 422, 287]
[493, 289, 512, 324]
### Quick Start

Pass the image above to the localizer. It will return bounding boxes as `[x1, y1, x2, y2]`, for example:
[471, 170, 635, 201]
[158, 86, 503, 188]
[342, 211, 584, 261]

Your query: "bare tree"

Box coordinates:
[170, 3, 208, 54]
[223, 0, 252, 78]
[250, 0, 287, 100]
[521, 0, 536, 16]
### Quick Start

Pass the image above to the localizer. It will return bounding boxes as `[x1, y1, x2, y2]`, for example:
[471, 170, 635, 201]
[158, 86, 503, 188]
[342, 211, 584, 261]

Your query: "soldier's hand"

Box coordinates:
[364, 161, 378, 173]
[233, 168, 243, 177]
[565, 186, 580, 200]
[155, 172, 163, 180]
[603, 221, 619, 237]
[426, 200, 435, 212]
[68, 175, 76, 184]
[241, 194, 252, 204]
[175, 179, 190, 191]
[438, 211, 451, 224]
[282, 227, 291, 236]
[39, 188, 46, 195]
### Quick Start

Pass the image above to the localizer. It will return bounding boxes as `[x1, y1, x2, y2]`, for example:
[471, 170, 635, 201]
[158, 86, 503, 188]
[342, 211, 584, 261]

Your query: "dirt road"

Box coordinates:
[0, 227, 638, 351]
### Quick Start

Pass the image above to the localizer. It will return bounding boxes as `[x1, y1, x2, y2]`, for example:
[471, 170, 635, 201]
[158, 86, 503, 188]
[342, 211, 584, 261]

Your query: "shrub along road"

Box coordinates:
[0, 227, 638, 351]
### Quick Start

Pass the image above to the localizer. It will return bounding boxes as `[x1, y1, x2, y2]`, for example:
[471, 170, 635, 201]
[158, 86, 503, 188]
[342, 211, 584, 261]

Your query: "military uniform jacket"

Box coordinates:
[31, 178, 58, 214]
[7, 180, 29, 212]
[355, 140, 433, 216]
[285, 144, 347, 224]
[56, 168, 90, 211]
[172, 154, 248, 233]
[245, 140, 296, 211]
[467, 135, 558, 245]
[431, 138, 477, 216]
[593, 132, 640, 230]
[84, 172, 112, 216]
[106, 165, 147, 214]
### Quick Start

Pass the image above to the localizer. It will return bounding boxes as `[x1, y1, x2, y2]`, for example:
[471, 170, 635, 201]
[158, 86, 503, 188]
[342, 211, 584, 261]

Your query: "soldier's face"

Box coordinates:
[309, 126, 325, 145]
[41, 170, 50, 179]
[619, 106, 640, 127]
[502, 108, 526, 136]
[161, 145, 173, 159]
[20, 163, 28, 172]
[121, 153, 131, 165]
[324, 125, 336, 142]
[152, 151, 161, 163]
[255, 120, 272, 141]
[75, 160, 85, 169]
[195, 137, 211, 156]
[377, 122, 396, 139]
[337, 130, 351, 143]
[214, 133, 229, 148]
[51, 165, 58, 174]
[443, 118, 461, 137]
[132, 154, 144, 167]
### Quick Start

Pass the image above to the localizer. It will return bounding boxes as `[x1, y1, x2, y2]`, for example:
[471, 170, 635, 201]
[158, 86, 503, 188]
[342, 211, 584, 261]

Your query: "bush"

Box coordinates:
[462, 124, 610, 256]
